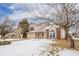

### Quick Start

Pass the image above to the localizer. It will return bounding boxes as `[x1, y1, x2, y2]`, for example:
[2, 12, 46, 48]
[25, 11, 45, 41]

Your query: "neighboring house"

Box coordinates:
[27, 22, 65, 40]
[5, 33, 17, 39]
[5, 28, 22, 39]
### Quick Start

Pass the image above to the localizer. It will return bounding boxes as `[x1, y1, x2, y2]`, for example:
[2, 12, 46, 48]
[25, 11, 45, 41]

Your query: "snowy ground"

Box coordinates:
[0, 39, 54, 56]
[59, 48, 79, 56]
[0, 39, 79, 56]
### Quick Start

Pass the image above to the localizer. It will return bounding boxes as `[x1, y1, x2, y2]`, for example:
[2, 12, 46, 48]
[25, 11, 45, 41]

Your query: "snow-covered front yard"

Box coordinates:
[0, 39, 79, 56]
[0, 39, 54, 56]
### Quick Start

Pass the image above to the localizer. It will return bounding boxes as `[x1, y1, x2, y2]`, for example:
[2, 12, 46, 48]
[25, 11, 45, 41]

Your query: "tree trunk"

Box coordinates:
[64, 29, 75, 48]
[1, 36, 2, 39]
[22, 33, 27, 38]
[65, 29, 69, 40]
[1, 35, 5, 40]
[69, 35, 75, 48]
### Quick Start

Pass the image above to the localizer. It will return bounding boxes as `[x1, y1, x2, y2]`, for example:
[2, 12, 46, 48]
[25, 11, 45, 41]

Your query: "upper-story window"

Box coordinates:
[30, 27, 34, 31]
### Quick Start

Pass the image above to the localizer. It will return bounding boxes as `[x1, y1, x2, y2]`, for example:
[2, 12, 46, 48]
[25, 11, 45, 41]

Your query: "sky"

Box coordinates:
[0, 3, 47, 24]
[0, 3, 79, 32]
[0, 3, 11, 21]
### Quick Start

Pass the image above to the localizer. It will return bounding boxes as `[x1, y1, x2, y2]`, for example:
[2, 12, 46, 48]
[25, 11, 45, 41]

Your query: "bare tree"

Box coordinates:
[0, 17, 14, 39]
[30, 3, 79, 48]
[50, 3, 79, 48]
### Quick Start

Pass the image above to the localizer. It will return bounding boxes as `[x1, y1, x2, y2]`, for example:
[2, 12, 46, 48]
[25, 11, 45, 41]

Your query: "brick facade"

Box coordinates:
[27, 27, 64, 40]
[56, 28, 61, 40]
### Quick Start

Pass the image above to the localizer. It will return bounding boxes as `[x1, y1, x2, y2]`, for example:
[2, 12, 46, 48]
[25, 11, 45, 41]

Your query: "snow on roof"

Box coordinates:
[41, 26, 51, 31]
[6, 33, 16, 36]
[28, 25, 59, 33]
[28, 30, 44, 33]
[41, 25, 59, 31]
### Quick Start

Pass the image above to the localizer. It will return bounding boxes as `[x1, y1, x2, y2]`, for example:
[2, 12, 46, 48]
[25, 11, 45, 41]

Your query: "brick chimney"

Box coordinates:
[56, 28, 61, 40]
[46, 29, 49, 39]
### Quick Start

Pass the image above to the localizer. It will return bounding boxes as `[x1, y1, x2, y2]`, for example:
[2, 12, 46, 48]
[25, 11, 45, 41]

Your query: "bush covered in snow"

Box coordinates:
[0, 41, 11, 46]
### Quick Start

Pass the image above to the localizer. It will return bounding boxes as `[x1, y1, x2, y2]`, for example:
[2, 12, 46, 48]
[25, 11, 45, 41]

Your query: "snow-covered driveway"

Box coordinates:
[0, 39, 54, 56]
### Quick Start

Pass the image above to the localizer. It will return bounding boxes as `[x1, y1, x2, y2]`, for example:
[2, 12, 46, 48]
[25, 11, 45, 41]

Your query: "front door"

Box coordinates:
[50, 31, 55, 39]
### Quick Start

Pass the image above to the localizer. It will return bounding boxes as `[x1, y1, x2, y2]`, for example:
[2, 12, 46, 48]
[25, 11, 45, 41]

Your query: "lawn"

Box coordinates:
[0, 39, 54, 56]
[52, 39, 79, 51]
[0, 39, 79, 56]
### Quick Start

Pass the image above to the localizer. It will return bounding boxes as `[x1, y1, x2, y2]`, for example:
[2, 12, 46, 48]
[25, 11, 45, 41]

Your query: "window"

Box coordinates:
[30, 27, 34, 31]
[50, 30, 55, 39]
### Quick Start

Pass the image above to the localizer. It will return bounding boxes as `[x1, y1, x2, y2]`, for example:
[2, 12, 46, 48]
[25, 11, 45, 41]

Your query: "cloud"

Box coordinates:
[9, 11, 34, 20]
[8, 4, 41, 21]
[5, 3, 52, 23]
[9, 3, 40, 12]
[0, 3, 54, 23]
